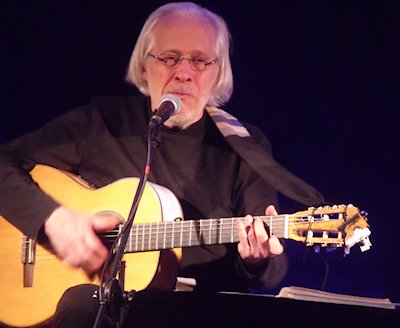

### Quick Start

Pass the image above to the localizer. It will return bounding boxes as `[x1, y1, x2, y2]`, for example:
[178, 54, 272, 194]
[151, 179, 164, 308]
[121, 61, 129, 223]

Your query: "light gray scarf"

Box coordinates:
[207, 107, 324, 206]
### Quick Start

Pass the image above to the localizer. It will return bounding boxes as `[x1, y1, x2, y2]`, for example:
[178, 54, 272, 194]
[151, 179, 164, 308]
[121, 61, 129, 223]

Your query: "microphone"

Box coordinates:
[148, 94, 182, 129]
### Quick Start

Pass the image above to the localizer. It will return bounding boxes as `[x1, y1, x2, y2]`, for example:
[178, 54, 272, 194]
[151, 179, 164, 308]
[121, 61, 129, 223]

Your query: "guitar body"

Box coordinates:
[0, 165, 182, 327]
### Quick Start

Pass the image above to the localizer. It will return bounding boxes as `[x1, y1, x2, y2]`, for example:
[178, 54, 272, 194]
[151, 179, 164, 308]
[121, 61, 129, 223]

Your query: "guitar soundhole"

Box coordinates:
[93, 210, 125, 224]
[94, 211, 125, 249]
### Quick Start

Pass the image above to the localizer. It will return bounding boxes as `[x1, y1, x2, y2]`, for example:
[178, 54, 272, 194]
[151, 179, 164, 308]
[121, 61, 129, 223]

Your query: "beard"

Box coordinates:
[163, 105, 205, 130]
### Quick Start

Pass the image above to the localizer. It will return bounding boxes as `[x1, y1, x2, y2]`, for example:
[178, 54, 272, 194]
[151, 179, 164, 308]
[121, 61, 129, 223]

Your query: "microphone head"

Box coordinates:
[159, 93, 182, 116]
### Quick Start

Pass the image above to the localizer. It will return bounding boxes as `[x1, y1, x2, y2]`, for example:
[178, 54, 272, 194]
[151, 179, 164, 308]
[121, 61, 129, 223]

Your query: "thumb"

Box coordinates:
[91, 211, 121, 232]
[265, 205, 278, 216]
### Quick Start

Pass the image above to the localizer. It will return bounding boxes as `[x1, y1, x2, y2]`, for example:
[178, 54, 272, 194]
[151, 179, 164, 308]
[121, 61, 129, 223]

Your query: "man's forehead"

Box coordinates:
[155, 12, 213, 27]
[154, 14, 215, 38]
[151, 14, 217, 54]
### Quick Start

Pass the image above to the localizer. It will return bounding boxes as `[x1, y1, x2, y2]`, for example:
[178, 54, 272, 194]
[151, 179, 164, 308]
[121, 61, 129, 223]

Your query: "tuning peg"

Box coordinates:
[345, 227, 372, 252]
[327, 244, 338, 252]
[361, 211, 369, 221]
[359, 236, 372, 252]
[313, 245, 321, 253]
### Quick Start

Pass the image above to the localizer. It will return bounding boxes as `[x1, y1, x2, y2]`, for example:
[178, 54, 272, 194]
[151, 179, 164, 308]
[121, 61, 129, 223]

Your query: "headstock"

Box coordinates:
[288, 204, 371, 254]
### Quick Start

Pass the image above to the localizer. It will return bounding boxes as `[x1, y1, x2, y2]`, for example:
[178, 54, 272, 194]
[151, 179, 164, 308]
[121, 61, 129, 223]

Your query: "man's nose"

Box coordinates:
[174, 59, 193, 81]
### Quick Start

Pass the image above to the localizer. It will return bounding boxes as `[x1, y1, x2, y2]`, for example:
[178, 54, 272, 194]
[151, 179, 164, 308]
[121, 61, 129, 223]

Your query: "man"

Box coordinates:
[0, 2, 322, 327]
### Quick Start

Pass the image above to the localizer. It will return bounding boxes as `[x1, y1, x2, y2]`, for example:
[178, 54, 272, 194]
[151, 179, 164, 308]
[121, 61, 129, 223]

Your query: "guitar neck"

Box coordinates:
[121, 215, 288, 253]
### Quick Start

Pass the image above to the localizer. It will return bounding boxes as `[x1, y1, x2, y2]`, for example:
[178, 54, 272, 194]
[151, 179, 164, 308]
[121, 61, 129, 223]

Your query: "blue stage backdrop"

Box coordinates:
[1, 1, 398, 303]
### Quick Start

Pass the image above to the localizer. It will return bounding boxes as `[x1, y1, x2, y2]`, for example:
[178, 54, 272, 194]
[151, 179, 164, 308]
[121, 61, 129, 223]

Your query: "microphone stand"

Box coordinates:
[93, 125, 162, 328]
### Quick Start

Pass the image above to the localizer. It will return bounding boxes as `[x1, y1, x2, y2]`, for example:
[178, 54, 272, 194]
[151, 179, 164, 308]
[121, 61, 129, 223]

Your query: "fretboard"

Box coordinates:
[118, 215, 288, 253]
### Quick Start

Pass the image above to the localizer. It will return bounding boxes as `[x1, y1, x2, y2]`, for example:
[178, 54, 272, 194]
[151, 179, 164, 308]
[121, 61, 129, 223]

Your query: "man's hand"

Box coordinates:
[236, 205, 284, 268]
[44, 206, 119, 277]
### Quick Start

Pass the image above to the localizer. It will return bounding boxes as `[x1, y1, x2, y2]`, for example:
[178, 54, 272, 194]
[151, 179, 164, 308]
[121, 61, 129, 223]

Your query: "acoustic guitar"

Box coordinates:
[0, 165, 371, 327]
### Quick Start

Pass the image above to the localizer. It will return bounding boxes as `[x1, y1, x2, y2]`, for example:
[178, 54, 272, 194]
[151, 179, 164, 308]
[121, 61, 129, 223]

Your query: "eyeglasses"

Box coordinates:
[148, 53, 217, 71]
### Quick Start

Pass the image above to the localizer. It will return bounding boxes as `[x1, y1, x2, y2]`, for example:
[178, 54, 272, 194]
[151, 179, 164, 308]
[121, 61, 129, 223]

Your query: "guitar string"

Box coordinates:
[22, 215, 346, 259]
[105, 217, 342, 251]
[21, 215, 340, 248]
[100, 216, 337, 238]
[22, 215, 341, 248]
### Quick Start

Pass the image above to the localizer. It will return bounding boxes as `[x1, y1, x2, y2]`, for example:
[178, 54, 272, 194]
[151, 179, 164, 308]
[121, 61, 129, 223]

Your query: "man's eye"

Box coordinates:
[162, 55, 178, 61]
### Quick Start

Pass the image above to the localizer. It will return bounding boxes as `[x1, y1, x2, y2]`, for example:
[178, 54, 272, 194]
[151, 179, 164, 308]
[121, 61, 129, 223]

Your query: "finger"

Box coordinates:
[265, 205, 278, 216]
[62, 233, 106, 274]
[45, 207, 109, 275]
[267, 235, 284, 256]
[253, 218, 270, 244]
[253, 218, 284, 258]
[66, 218, 109, 274]
[236, 218, 250, 256]
[244, 215, 259, 252]
[81, 230, 109, 269]
[248, 218, 270, 260]
[91, 213, 120, 232]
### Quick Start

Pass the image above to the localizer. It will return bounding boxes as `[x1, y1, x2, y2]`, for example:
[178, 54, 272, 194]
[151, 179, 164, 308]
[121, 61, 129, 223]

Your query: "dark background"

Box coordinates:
[1, 1, 399, 303]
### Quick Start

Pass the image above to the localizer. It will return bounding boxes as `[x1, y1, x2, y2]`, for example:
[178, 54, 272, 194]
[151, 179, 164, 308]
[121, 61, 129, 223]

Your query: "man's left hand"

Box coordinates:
[236, 205, 284, 268]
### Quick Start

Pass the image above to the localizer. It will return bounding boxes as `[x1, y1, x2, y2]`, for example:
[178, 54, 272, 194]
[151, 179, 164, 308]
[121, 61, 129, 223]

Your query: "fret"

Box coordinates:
[128, 224, 132, 253]
[156, 222, 159, 250]
[174, 221, 178, 249]
[163, 221, 167, 250]
[148, 222, 152, 251]
[230, 218, 235, 243]
[142, 223, 145, 251]
[208, 219, 212, 245]
[171, 221, 175, 249]
[270, 215, 273, 235]
[135, 223, 139, 252]
[189, 220, 193, 247]
[232, 218, 236, 243]
[179, 220, 183, 247]
[190, 220, 200, 247]
[175, 221, 179, 248]
[199, 219, 203, 245]
[218, 219, 222, 245]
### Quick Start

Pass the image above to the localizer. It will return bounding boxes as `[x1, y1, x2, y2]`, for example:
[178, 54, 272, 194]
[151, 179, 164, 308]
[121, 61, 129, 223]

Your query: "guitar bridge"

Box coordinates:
[21, 235, 36, 287]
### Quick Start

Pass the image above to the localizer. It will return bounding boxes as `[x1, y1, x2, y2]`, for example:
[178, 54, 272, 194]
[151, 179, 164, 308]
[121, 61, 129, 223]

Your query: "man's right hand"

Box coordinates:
[44, 206, 119, 277]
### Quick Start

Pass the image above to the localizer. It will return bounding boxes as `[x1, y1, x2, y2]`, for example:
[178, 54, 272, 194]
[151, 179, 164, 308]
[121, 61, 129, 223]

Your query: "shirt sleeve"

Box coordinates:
[0, 105, 97, 237]
[231, 123, 289, 292]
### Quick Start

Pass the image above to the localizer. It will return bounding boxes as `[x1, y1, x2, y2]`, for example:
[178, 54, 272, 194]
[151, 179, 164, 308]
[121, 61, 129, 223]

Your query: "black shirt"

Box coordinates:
[0, 96, 288, 292]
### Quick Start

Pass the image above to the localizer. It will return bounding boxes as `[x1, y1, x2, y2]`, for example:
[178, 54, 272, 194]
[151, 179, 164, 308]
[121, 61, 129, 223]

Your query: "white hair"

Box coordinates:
[126, 2, 233, 107]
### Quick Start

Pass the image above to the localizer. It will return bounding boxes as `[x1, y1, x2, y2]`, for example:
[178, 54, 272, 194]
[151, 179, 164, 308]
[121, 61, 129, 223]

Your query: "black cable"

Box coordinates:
[93, 126, 160, 328]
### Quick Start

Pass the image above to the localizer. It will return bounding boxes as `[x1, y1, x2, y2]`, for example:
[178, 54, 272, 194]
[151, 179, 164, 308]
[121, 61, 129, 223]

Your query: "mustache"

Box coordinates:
[165, 85, 195, 97]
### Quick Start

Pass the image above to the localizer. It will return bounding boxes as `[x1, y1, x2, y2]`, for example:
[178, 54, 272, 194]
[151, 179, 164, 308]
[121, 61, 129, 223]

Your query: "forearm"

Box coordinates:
[0, 145, 61, 237]
[0, 106, 95, 237]
[236, 249, 289, 292]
